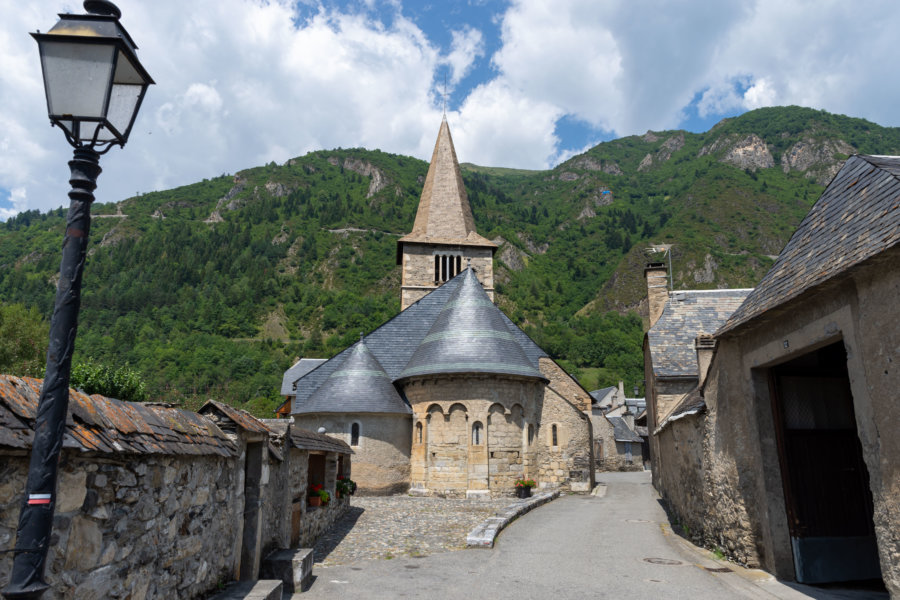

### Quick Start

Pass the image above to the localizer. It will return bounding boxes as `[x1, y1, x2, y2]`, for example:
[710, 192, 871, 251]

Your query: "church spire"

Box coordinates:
[397, 119, 496, 311]
[398, 120, 496, 248]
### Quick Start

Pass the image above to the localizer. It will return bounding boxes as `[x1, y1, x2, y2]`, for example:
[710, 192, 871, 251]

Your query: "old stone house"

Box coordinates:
[644, 154, 900, 595]
[643, 283, 751, 484]
[284, 118, 596, 497]
[0, 375, 351, 599]
[589, 382, 646, 471]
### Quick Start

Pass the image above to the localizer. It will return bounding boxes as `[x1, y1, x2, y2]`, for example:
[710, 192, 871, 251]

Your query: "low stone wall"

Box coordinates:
[0, 452, 238, 600]
[298, 494, 350, 549]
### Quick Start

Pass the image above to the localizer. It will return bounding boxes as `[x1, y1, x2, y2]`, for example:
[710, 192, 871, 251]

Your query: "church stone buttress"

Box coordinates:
[397, 118, 497, 310]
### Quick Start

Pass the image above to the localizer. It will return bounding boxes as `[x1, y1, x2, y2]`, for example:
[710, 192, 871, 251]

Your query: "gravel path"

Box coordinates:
[311, 496, 511, 565]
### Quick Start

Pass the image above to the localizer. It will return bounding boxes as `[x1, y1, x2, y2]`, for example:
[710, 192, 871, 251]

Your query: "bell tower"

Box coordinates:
[397, 118, 496, 310]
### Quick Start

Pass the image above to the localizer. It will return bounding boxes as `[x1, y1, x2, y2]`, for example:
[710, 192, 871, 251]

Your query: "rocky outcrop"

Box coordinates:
[577, 205, 596, 220]
[642, 131, 660, 143]
[700, 134, 774, 171]
[657, 133, 685, 162]
[638, 133, 686, 171]
[340, 158, 389, 198]
[265, 181, 290, 198]
[517, 232, 549, 255]
[637, 153, 653, 172]
[691, 254, 718, 284]
[780, 138, 856, 184]
[569, 156, 622, 175]
[493, 236, 528, 271]
[559, 172, 579, 181]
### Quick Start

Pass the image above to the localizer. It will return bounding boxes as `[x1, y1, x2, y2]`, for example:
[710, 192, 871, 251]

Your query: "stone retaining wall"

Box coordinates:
[0, 452, 238, 600]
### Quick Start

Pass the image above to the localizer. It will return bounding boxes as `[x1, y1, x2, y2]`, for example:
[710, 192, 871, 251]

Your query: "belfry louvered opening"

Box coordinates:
[434, 254, 462, 283]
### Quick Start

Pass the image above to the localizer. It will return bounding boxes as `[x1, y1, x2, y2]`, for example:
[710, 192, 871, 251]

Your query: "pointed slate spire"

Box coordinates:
[396, 268, 546, 382]
[297, 340, 411, 415]
[397, 119, 496, 248]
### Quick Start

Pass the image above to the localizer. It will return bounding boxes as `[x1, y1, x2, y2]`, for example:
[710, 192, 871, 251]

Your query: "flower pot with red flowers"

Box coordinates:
[309, 483, 327, 507]
[515, 479, 536, 498]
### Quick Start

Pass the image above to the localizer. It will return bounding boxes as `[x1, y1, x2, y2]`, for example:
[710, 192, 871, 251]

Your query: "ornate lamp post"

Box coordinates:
[2, 2, 152, 598]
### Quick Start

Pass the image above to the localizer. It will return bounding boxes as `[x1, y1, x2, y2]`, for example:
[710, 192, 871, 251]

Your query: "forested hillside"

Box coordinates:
[3, 106, 899, 415]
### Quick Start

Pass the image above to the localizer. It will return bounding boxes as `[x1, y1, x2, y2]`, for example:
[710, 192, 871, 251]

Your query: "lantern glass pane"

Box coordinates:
[76, 121, 104, 143]
[40, 41, 115, 119]
[106, 83, 142, 139]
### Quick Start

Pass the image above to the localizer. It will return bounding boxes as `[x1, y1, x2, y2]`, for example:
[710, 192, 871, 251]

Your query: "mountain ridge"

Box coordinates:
[2, 105, 899, 415]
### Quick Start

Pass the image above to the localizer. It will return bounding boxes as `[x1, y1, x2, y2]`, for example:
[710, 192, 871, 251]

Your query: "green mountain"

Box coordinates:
[3, 106, 899, 415]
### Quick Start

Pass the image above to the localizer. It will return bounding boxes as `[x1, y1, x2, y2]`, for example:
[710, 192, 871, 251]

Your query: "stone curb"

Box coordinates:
[465, 491, 560, 549]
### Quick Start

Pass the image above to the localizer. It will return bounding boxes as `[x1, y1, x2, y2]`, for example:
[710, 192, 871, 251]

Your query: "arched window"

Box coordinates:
[472, 421, 483, 445]
[350, 422, 360, 447]
[527, 424, 534, 446]
[416, 422, 423, 444]
[551, 424, 558, 447]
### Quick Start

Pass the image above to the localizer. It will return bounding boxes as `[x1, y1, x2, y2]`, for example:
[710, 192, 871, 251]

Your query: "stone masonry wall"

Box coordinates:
[293, 414, 411, 495]
[590, 413, 642, 472]
[260, 445, 291, 561]
[536, 358, 594, 492]
[404, 375, 541, 497]
[0, 451, 238, 600]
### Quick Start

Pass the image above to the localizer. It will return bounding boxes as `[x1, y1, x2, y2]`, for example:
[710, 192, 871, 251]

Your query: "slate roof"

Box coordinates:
[0, 375, 235, 456]
[397, 268, 546, 382]
[657, 388, 706, 433]
[607, 416, 643, 443]
[296, 340, 411, 415]
[590, 386, 617, 405]
[647, 289, 752, 378]
[720, 155, 900, 334]
[397, 118, 496, 260]
[291, 270, 549, 414]
[280, 358, 327, 396]
[289, 428, 352, 454]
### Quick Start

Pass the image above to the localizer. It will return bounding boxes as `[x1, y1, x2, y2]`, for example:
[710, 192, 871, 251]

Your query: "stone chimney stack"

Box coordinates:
[617, 381, 625, 407]
[695, 334, 717, 387]
[622, 407, 635, 431]
[644, 262, 669, 327]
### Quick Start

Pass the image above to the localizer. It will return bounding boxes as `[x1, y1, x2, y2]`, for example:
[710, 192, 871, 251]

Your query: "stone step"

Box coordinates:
[260, 548, 314, 593]
[207, 580, 283, 600]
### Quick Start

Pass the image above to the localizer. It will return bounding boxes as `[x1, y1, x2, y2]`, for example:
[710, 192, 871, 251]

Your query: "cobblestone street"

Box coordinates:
[311, 496, 511, 565]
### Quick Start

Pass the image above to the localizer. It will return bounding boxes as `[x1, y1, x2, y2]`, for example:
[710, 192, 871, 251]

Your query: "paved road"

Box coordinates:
[299, 471, 780, 599]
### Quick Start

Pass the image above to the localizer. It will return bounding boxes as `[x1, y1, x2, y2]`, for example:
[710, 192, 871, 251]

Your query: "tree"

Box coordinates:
[0, 303, 48, 377]
[70, 358, 149, 403]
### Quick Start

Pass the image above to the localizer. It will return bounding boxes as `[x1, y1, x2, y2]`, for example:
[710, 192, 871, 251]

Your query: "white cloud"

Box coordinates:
[743, 77, 776, 110]
[2, 0, 900, 217]
[454, 80, 562, 169]
[444, 27, 484, 86]
[0, 188, 29, 221]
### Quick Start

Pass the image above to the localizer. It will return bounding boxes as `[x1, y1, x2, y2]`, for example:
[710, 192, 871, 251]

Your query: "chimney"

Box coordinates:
[622, 407, 635, 431]
[645, 262, 669, 327]
[617, 381, 625, 407]
[695, 334, 717, 387]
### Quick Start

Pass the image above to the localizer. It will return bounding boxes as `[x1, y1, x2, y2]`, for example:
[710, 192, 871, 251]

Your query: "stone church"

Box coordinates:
[284, 118, 595, 497]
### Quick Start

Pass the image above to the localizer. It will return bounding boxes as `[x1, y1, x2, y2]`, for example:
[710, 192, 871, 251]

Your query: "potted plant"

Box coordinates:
[318, 489, 330, 506]
[336, 476, 357, 498]
[515, 479, 536, 499]
[309, 483, 324, 507]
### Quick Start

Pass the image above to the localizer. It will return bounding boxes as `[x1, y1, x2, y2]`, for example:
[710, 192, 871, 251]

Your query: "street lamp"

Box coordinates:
[2, 2, 152, 598]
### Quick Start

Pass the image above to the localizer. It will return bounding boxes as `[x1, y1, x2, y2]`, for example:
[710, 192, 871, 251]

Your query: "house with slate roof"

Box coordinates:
[644, 155, 900, 594]
[285, 119, 596, 497]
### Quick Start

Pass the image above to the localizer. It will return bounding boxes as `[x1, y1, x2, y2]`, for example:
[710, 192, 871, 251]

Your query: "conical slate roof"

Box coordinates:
[295, 340, 411, 415]
[397, 118, 497, 252]
[396, 268, 546, 382]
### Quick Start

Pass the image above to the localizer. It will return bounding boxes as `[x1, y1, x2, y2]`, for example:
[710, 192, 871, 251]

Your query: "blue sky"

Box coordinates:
[2, 0, 899, 218]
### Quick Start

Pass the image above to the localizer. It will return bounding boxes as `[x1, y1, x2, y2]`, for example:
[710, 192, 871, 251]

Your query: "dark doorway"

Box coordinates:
[770, 342, 882, 584]
[240, 442, 264, 580]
